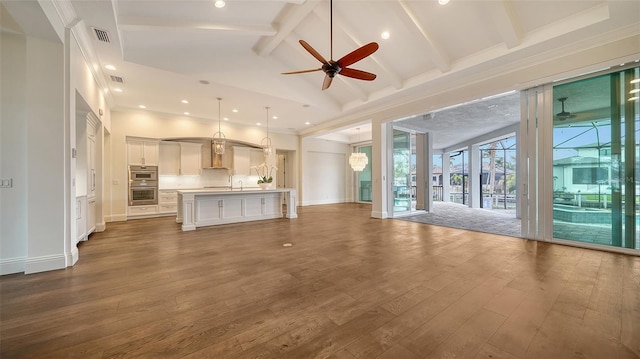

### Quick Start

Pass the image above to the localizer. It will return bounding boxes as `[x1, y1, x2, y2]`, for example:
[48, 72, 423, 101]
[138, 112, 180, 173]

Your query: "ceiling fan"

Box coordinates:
[282, 0, 379, 90]
[556, 97, 576, 120]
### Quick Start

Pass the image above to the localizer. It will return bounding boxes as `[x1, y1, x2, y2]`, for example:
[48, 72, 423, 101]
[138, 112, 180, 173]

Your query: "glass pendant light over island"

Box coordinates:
[212, 97, 226, 155]
[261, 106, 273, 157]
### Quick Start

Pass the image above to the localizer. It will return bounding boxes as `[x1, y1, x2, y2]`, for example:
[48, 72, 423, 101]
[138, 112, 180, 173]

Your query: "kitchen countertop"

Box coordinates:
[177, 187, 292, 194]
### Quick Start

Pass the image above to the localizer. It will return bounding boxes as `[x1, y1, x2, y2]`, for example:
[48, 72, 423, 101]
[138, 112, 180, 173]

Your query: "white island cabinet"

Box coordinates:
[176, 188, 297, 231]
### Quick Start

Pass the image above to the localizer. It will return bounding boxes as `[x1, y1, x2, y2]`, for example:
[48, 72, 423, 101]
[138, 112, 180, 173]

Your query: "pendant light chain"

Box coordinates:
[213, 97, 226, 155]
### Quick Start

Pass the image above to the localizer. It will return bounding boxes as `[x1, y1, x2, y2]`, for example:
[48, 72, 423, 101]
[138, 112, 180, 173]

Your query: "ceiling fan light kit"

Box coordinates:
[556, 97, 575, 120]
[282, 0, 379, 90]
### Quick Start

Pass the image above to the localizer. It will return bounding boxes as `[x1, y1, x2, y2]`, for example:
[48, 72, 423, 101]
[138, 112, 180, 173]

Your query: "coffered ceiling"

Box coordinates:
[4, 0, 640, 149]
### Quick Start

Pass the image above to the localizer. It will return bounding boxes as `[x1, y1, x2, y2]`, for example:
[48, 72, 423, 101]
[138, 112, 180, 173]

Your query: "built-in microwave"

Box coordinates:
[129, 165, 158, 181]
[129, 165, 158, 206]
[129, 180, 158, 206]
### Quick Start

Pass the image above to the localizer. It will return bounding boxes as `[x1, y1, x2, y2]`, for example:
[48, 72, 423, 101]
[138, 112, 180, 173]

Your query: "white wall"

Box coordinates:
[1, 31, 29, 274]
[109, 110, 299, 220]
[300, 137, 352, 206]
[0, 1, 110, 274]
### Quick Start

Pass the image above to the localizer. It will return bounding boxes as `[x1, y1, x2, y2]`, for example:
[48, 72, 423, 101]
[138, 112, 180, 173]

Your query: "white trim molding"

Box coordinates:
[24, 254, 66, 274]
[0, 257, 26, 275]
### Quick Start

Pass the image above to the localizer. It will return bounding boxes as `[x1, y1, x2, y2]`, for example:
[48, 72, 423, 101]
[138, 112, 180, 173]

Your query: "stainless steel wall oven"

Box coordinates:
[129, 165, 158, 206]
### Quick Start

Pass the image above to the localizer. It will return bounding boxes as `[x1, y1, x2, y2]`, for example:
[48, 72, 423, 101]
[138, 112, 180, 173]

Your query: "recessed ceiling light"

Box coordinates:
[232, 109, 238, 113]
[381, 31, 390, 40]
[139, 105, 146, 109]
[223, 117, 229, 121]
[105, 64, 116, 71]
[303, 104, 310, 108]
[113, 88, 123, 93]
[272, 116, 278, 120]
[199, 80, 210, 85]
[184, 112, 190, 115]
[181, 100, 189, 104]
[438, 0, 450, 4]
[214, 0, 225, 8]
[256, 122, 261, 126]
[305, 122, 311, 125]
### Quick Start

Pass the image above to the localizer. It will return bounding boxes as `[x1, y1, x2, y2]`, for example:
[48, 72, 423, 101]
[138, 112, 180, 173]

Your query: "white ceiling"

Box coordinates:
[4, 0, 640, 149]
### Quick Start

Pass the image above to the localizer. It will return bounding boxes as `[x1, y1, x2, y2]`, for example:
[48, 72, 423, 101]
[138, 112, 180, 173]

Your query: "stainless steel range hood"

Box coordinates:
[203, 140, 229, 170]
[202, 140, 229, 171]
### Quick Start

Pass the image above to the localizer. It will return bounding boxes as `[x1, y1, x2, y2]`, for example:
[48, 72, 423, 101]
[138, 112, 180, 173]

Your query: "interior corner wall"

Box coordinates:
[1, 31, 28, 275]
[300, 137, 352, 206]
[24, 35, 66, 274]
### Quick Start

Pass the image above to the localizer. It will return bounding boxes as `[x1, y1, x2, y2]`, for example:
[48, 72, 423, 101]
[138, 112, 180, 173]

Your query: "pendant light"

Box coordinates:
[349, 128, 368, 172]
[212, 97, 226, 155]
[261, 106, 273, 157]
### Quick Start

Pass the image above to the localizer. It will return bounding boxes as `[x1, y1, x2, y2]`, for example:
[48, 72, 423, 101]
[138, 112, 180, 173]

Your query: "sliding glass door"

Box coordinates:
[552, 67, 639, 249]
[392, 129, 417, 214]
[356, 145, 372, 203]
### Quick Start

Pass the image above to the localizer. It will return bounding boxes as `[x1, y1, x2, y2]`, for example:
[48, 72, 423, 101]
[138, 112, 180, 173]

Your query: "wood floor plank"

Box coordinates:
[1, 203, 638, 358]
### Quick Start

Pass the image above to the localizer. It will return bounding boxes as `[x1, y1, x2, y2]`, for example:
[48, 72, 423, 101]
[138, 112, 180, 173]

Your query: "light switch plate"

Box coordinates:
[0, 178, 13, 188]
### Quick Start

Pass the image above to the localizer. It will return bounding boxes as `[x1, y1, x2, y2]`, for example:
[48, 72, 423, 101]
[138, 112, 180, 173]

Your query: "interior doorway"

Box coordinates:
[276, 150, 295, 189]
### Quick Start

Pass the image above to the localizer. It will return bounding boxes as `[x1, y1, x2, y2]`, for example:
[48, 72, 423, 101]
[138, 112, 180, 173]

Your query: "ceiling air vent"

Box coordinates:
[92, 27, 111, 43]
[110, 75, 124, 84]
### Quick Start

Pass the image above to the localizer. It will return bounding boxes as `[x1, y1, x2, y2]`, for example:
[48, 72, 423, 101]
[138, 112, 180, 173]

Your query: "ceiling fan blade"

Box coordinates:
[337, 42, 379, 67]
[299, 40, 329, 65]
[340, 67, 377, 81]
[322, 74, 333, 90]
[282, 68, 323, 75]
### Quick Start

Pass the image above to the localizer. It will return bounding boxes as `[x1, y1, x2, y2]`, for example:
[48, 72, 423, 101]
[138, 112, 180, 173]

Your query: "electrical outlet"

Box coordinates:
[1, 178, 13, 188]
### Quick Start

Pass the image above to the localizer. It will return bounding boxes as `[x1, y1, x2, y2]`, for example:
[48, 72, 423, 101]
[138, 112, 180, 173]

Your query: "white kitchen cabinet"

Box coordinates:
[159, 141, 181, 175]
[180, 142, 202, 175]
[88, 134, 96, 198]
[158, 190, 178, 214]
[76, 196, 87, 243]
[250, 149, 265, 168]
[127, 138, 159, 165]
[232, 147, 251, 175]
[127, 205, 159, 216]
[159, 142, 202, 175]
[233, 147, 264, 176]
[87, 197, 96, 235]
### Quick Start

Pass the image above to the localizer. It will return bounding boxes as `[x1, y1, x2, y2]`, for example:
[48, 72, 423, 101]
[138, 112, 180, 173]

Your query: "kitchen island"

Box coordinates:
[176, 188, 297, 231]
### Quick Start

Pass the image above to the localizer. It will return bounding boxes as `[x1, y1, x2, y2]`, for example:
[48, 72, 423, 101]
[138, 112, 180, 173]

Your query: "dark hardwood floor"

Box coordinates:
[1, 203, 639, 358]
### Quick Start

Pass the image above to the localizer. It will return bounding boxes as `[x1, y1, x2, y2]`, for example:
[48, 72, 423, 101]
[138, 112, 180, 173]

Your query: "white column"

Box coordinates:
[415, 133, 425, 211]
[468, 144, 481, 208]
[371, 118, 390, 219]
[426, 132, 434, 212]
[180, 192, 196, 231]
[514, 125, 521, 219]
[442, 152, 451, 203]
[285, 190, 298, 218]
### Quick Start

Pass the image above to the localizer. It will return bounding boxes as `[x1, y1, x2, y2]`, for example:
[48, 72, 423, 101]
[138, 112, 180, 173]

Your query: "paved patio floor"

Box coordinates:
[396, 201, 521, 238]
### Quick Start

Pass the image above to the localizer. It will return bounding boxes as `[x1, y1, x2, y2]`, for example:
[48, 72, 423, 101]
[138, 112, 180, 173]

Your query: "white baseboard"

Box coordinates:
[69, 247, 79, 266]
[301, 198, 346, 206]
[24, 254, 66, 274]
[106, 214, 127, 222]
[0, 256, 26, 275]
[96, 222, 106, 232]
[371, 210, 388, 219]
